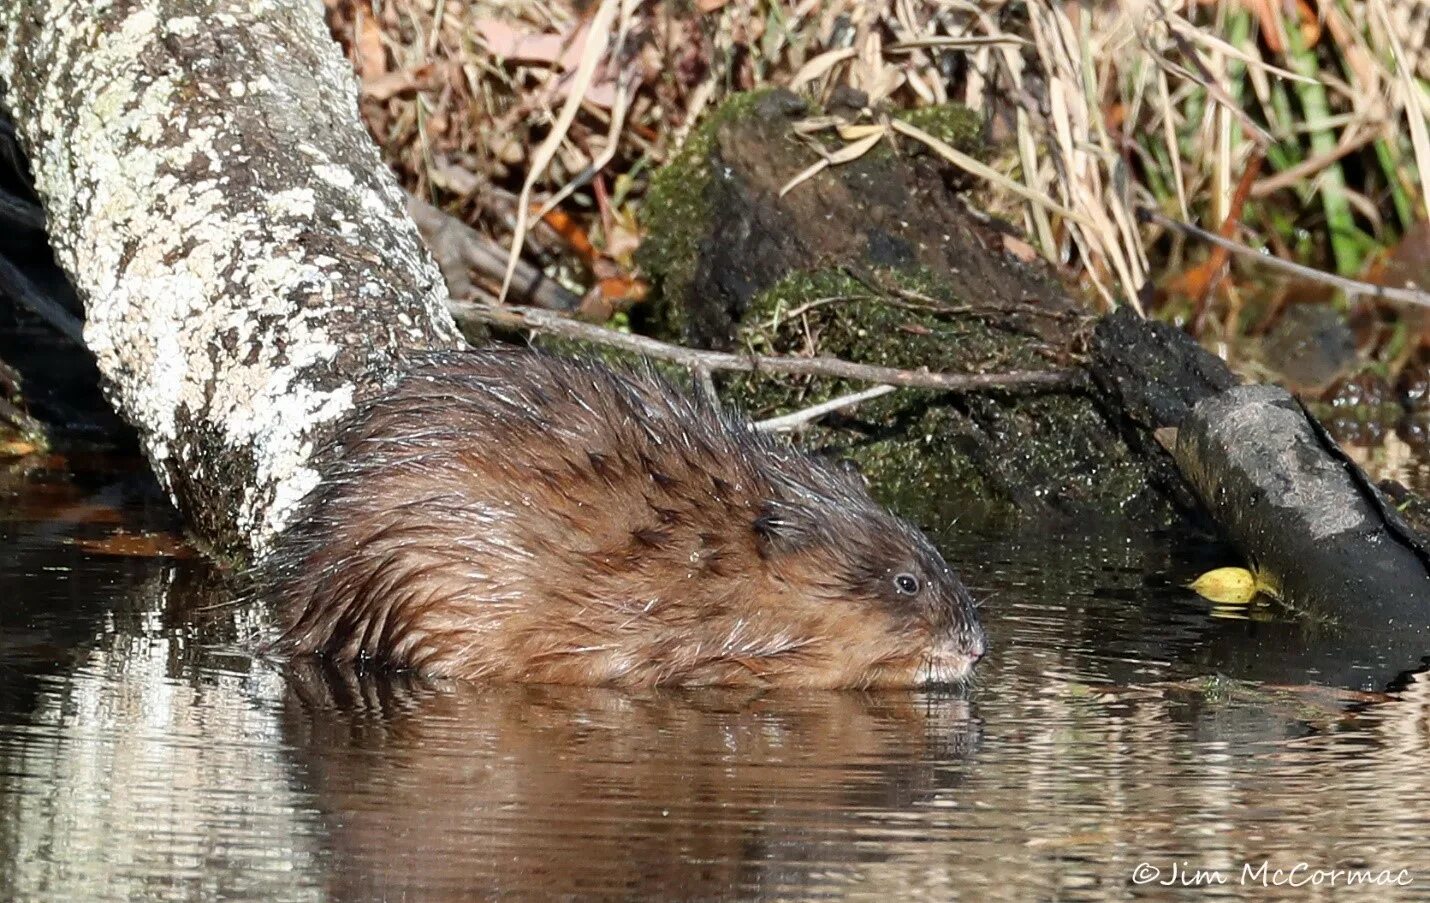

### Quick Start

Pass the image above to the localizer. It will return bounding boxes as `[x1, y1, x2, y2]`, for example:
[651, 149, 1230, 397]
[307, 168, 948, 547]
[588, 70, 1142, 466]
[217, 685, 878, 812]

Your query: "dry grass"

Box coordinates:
[324, 0, 1428, 319]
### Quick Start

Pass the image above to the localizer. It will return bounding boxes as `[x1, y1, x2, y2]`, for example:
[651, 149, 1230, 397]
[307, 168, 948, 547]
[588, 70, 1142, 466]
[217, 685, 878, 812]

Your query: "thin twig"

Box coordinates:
[1250, 125, 1380, 197]
[887, 36, 1029, 51]
[755, 384, 898, 432]
[532, 0, 641, 223]
[1141, 209, 1430, 308]
[449, 300, 1080, 392]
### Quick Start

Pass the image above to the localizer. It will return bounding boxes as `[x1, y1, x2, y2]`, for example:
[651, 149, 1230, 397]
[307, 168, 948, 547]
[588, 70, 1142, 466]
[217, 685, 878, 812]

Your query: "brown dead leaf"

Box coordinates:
[581, 80, 620, 110]
[596, 274, 648, 305]
[475, 19, 569, 66]
[353, 5, 387, 78]
[476, 17, 611, 80]
[1002, 234, 1040, 263]
[1364, 220, 1430, 294]
[578, 288, 617, 323]
[362, 64, 440, 101]
[1363, 220, 1430, 349]
[539, 206, 598, 267]
[475, 17, 621, 109]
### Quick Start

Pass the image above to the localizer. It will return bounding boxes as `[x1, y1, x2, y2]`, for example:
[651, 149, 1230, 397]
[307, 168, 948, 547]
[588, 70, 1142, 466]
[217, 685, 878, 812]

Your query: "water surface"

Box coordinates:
[2, 455, 1428, 901]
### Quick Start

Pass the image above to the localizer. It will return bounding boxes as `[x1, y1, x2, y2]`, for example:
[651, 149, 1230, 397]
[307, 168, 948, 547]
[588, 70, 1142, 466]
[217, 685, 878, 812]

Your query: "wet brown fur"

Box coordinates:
[257, 347, 984, 687]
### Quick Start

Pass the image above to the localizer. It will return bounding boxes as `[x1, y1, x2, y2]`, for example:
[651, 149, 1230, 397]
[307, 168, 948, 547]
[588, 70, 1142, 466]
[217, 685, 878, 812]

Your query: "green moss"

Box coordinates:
[637, 89, 789, 337]
[638, 95, 986, 341]
[726, 266, 1046, 415]
[837, 392, 1157, 526]
[632, 93, 1166, 528]
[842, 410, 1014, 525]
[890, 104, 983, 154]
[710, 267, 1107, 523]
[697, 263, 1172, 526]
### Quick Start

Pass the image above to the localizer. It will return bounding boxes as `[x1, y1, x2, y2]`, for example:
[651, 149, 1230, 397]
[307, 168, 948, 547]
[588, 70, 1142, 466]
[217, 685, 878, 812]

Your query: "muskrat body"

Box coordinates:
[259, 347, 984, 688]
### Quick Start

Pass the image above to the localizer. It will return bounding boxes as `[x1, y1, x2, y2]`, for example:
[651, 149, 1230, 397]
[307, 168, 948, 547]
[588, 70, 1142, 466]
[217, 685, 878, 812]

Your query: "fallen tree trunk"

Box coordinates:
[1093, 310, 1430, 634]
[0, 0, 463, 559]
[1174, 385, 1430, 614]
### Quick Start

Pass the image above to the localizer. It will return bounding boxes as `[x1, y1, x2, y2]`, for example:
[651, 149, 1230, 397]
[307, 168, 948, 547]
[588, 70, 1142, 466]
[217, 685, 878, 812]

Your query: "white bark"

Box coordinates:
[0, 0, 464, 559]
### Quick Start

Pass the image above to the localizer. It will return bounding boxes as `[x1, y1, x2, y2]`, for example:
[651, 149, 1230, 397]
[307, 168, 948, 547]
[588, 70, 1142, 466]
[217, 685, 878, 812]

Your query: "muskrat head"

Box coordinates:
[752, 495, 986, 688]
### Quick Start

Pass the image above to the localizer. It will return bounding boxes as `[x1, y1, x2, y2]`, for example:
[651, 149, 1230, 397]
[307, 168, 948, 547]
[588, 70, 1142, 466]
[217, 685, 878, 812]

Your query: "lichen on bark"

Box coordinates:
[0, 0, 463, 559]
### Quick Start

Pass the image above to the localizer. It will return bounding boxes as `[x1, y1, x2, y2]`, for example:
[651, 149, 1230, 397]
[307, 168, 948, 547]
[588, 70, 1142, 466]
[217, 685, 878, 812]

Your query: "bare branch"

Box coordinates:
[448, 300, 1081, 392]
[1141, 208, 1430, 308]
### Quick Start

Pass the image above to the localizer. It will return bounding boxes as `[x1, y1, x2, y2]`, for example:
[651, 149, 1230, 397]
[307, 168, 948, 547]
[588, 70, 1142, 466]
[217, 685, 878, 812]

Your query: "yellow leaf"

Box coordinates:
[836, 123, 885, 141]
[1189, 567, 1260, 605]
[0, 438, 41, 457]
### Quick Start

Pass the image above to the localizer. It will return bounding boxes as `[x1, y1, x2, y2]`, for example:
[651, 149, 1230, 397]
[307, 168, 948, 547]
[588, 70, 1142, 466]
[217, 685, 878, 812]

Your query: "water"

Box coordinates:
[2, 454, 1430, 902]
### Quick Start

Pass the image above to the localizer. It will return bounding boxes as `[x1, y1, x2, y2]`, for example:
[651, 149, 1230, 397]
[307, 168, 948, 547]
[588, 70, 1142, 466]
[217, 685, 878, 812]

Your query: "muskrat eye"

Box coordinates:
[893, 572, 921, 595]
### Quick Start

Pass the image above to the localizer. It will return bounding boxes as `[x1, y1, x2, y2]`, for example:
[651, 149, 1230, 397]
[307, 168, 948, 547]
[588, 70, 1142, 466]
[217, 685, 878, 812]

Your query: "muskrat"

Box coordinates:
[257, 347, 984, 688]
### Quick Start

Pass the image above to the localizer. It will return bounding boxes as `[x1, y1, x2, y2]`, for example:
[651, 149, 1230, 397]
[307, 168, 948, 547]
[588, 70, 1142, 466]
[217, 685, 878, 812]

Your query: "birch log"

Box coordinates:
[0, 0, 464, 559]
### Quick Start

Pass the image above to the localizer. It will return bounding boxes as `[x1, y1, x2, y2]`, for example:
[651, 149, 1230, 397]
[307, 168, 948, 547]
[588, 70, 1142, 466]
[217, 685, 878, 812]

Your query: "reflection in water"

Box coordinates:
[0, 569, 323, 903]
[2, 461, 1430, 900]
[284, 666, 976, 900]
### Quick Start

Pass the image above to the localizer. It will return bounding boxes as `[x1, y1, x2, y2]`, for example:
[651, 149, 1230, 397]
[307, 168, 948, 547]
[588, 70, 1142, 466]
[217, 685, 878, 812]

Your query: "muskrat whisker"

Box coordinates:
[969, 589, 1000, 610]
[191, 597, 252, 612]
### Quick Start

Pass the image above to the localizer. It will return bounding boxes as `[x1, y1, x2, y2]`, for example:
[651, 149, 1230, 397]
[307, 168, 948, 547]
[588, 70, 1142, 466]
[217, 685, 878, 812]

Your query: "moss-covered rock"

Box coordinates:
[638, 90, 1016, 348]
[715, 268, 1173, 526]
[635, 89, 1184, 529]
[638, 89, 796, 343]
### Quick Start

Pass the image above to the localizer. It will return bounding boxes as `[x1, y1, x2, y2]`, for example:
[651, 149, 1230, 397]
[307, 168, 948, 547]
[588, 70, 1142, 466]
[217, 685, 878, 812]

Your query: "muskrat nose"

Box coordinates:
[965, 628, 986, 662]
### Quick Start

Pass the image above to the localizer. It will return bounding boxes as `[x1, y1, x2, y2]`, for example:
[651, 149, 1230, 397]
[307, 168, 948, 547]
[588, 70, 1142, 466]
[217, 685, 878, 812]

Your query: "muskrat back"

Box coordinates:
[258, 347, 984, 688]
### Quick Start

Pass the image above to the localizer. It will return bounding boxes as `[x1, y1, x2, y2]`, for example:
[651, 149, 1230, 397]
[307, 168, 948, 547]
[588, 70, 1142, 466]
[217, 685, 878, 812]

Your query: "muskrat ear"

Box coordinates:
[753, 499, 821, 556]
